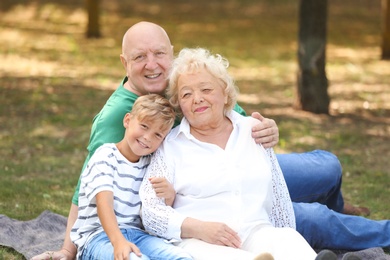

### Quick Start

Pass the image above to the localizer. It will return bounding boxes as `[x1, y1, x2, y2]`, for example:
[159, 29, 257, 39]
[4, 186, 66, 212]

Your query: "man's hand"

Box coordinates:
[30, 248, 73, 260]
[251, 112, 279, 148]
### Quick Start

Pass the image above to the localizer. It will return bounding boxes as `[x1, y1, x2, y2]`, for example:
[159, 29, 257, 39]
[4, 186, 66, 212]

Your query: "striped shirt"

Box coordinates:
[70, 143, 150, 258]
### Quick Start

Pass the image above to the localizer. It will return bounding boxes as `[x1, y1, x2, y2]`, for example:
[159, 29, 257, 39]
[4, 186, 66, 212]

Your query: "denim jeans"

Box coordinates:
[276, 150, 344, 212]
[294, 202, 390, 250]
[278, 150, 390, 250]
[81, 229, 193, 260]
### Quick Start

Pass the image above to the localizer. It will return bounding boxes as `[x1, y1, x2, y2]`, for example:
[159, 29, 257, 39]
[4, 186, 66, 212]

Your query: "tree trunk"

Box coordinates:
[382, 0, 390, 59]
[296, 0, 330, 114]
[86, 0, 101, 38]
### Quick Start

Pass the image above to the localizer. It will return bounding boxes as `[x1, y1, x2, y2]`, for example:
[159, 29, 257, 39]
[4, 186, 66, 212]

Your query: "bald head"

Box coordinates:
[119, 21, 174, 96]
[122, 21, 172, 57]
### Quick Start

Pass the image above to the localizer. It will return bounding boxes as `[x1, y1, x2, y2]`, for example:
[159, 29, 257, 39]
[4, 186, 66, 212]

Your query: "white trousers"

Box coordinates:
[176, 226, 317, 260]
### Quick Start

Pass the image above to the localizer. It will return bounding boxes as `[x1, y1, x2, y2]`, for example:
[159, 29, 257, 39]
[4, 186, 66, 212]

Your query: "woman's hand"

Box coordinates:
[182, 218, 241, 248]
[200, 221, 241, 248]
[251, 112, 279, 148]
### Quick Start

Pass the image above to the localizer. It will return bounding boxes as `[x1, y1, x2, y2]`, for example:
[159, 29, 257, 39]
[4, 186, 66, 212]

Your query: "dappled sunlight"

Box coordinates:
[237, 93, 263, 105]
[0, 54, 60, 77]
[30, 124, 69, 139]
[0, 27, 25, 49]
[128, 3, 162, 15]
[1, 20, 83, 53]
[327, 45, 381, 62]
[237, 92, 292, 109]
[1, 3, 37, 22]
[329, 82, 390, 119]
[0, 5, 121, 90]
[1, 2, 85, 25]
[327, 46, 388, 83]
[229, 62, 296, 82]
[324, 45, 390, 131]
[178, 23, 218, 34]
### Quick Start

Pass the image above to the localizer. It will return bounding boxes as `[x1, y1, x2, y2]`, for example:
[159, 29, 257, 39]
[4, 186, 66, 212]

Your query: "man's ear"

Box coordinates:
[120, 54, 127, 70]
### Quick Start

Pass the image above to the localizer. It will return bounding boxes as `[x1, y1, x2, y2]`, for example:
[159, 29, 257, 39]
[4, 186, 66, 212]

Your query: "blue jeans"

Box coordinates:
[294, 202, 390, 250]
[81, 229, 193, 260]
[278, 150, 390, 250]
[277, 150, 344, 212]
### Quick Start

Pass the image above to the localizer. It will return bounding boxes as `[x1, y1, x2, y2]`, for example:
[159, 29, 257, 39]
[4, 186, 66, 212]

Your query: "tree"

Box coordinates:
[86, 0, 101, 38]
[382, 0, 390, 59]
[295, 0, 330, 114]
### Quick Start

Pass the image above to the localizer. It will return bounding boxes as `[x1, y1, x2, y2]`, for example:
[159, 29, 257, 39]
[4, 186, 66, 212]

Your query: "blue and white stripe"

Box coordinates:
[70, 143, 150, 258]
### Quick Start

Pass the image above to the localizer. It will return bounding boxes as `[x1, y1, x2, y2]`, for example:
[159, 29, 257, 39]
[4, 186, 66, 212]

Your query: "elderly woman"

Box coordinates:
[139, 48, 336, 260]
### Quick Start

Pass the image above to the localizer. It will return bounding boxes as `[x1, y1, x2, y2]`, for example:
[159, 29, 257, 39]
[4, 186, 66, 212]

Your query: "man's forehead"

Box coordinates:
[131, 45, 169, 53]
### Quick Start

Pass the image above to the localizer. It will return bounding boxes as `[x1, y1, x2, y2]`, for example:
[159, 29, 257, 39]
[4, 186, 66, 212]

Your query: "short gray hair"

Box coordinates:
[167, 47, 238, 115]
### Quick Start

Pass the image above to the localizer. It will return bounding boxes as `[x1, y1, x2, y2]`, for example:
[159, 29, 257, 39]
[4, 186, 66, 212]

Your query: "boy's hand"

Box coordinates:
[149, 177, 175, 206]
[113, 239, 142, 260]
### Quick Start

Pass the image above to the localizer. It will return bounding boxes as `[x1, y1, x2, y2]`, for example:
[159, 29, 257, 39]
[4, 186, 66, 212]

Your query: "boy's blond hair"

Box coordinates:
[130, 94, 176, 132]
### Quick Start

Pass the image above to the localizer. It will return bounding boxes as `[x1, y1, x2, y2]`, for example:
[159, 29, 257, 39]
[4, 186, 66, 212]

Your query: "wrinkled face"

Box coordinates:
[123, 114, 170, 159]
[177, 69, 228, 130]
[122, 30, 173, 96]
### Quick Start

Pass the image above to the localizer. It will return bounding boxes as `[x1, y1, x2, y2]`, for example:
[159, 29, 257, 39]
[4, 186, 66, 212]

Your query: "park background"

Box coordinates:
[0, 0, 389, 258]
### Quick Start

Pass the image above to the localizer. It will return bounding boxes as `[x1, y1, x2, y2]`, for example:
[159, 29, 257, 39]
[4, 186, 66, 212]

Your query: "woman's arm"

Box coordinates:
[265, 148, 296, 229]
[139, 149, 185, 241]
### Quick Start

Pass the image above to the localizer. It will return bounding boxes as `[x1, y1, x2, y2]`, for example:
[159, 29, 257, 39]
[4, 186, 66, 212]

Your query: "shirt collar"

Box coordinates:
[168, 110, 241, 141]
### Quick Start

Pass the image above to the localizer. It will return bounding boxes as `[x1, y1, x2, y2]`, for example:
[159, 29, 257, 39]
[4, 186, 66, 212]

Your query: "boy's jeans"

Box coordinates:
[82, 228, 192, 260]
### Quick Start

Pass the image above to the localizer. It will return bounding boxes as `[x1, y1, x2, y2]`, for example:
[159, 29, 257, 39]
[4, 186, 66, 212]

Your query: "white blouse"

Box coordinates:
[139, 111, 295, 242]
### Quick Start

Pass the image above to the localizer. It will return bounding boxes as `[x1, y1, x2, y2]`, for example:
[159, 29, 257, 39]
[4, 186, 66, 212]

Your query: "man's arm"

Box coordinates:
[61, 204, 78, 257]
[30, 203, 78, 260]
[233, 104, 279, 148]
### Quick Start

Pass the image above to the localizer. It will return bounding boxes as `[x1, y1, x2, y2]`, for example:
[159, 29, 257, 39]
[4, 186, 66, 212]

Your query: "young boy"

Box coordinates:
[70, 94, 192, 260]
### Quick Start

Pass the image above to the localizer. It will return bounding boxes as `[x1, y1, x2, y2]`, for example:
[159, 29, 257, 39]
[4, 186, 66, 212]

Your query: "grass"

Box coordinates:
[0, 0, 389, 258]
